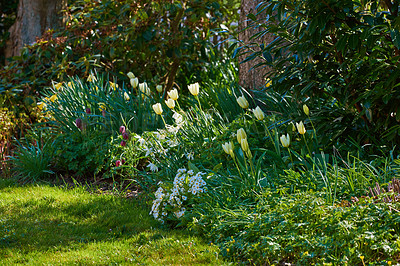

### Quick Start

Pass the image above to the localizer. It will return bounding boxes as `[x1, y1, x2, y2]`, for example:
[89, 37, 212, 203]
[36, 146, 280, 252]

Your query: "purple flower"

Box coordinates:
[85, 107, 91, 114]
[121, 159, 126, 164]
[119, 125, 126, 134]
[116, 160, 122, 167]
[123, 132, 129, 140]
[75, 118, 82, 129]
[121, 140, 127, 147]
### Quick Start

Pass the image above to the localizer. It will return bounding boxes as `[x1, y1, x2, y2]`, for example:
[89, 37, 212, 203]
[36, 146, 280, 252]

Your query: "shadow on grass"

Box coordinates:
[0, 179, 188, 253]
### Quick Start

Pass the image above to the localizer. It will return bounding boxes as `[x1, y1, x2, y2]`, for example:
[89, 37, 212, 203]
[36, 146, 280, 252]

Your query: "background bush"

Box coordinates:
[235, 0, 400, 151]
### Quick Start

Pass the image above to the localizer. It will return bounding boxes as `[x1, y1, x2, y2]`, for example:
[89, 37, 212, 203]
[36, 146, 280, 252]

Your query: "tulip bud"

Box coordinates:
[241, 138, 249, 152]
[253, 106, 264, 120]
[127, 72, 135, 79]
[152, 103, 163, 115]
[222, 142, 235, 158]
[54, 82, 63, 90]
[237, 128, 247, 144]
[123, 132, 129, 140]
[37, 102, 47, 111]
[119, 126, 126, 134]
[121, 140, 127, 147]
[124, 92, 130, 101]
[99, 103, 106, 112]
[75, 118, 82, 129]
[116, 160, 122, 167]
[87, 73, 97, 82]
[236, 96, 249, 109]
[188, 82, 200, 96]
[109, 81, 118, 90]
[156, 85, 163, 93]
[280, 134, 290, 148]
[241, 138, 252, 158]
[303, 104, 309, 116]
[296, 121, 306, 135]
[165, 99, 175, 109]
[49, 94, 57, 102]
[130, 77, 139, 89]
[167, 89, 179, 101]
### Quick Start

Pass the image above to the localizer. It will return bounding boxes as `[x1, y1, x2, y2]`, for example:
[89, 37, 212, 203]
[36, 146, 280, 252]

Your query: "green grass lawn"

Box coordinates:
[0, 178, 227, 265]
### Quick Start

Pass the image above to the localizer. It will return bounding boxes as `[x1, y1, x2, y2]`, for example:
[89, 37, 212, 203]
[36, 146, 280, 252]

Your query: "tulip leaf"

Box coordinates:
[212, 163, 223, 173]
[188, 162, 200, 174]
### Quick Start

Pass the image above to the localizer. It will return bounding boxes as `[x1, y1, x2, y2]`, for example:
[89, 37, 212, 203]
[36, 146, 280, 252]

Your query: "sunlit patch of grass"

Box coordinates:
[0, 179, 227, 265]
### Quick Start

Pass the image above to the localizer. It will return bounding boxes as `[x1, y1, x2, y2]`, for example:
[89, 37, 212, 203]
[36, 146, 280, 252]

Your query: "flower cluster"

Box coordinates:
[149, 168, 207, 223]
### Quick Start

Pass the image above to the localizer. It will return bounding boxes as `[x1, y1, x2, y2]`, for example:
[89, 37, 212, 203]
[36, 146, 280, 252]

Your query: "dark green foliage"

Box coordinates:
[236, 0, 400, 149]
[8, 137, 54, 183]
[0, 0, 239, 97]
[0, 0, 18, 64]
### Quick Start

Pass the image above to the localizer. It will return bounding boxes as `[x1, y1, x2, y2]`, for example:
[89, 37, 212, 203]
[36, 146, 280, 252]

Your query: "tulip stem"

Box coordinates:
[195, 95, 203, 113]
[303, 134, 312, 158]
[231, 155, 243, 180]
[263, 123, 279, 154]
[287, 147, 294, 169]
[160, 115, 167, 128]
[248, 153, 256, 180]
[307, 115, 318, 147]
[176, 101, 182, 111]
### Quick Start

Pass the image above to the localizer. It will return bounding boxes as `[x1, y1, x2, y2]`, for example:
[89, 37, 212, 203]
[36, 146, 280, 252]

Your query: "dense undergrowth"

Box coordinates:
[2, 0, 400, 265]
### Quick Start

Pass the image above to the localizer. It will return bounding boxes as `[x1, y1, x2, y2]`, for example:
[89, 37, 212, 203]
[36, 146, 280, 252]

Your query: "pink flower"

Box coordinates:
[121, 140, 127, 147]
[119, 125, 126, 134]
[123, 132, 129, 140]
[115, 160, 122, 167]
[75, 118, 82, 129]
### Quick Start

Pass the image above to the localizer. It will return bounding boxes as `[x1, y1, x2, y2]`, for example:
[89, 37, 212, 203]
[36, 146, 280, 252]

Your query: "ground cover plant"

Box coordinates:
[3, 0, 400, 265]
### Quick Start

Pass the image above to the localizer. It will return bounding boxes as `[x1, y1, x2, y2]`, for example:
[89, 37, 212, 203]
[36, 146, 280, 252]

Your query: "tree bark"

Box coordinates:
[238, 0, 274, 91]
[5, 0, 66, 59]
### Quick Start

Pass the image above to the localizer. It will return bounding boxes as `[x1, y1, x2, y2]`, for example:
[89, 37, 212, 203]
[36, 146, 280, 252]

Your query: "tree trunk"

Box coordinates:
[238, 0, 274, 91]
[5, 0, 66, 59]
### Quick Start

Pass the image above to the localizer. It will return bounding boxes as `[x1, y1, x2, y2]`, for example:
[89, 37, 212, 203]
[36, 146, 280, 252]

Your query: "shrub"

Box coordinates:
[235, 0, 400, 149]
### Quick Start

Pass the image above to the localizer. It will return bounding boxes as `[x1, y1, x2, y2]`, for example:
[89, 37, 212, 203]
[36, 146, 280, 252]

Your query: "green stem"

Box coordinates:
[302, 134, 312, 158]
[287, 147, 294, 169]
[160, 115, 167, 128]
[195, 95, 202, 113]
[263, 123, 279, 154]
[232, 155, 243, 180]
[248, 154, 256, 180]
[307, 115, 318, 147]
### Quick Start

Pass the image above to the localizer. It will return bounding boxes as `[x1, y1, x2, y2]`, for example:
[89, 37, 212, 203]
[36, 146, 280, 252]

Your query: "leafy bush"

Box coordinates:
[0, 0, 18, 64]
[191, 191, 400, 264]
[235, 0, 400, 149]
[0, 0, 239, 104]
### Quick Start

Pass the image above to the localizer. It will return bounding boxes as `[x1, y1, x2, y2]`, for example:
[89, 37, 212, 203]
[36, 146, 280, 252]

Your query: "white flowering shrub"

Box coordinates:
[150, 168, 207, 223]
